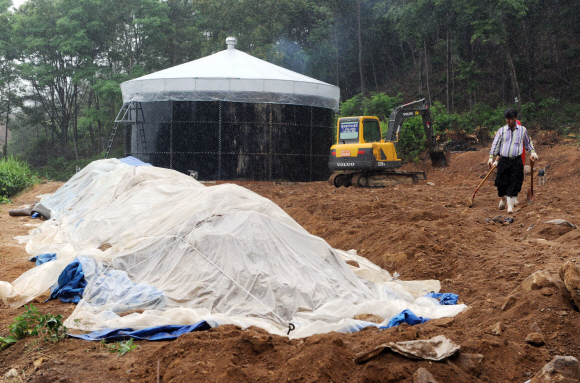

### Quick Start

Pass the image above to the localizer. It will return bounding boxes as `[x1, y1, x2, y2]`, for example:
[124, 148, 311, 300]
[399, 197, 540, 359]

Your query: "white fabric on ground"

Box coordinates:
[0, 159, 465, 338]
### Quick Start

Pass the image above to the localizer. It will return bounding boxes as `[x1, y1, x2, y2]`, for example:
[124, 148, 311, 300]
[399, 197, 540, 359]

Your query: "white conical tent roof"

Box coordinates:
[121, 39, 340, 111]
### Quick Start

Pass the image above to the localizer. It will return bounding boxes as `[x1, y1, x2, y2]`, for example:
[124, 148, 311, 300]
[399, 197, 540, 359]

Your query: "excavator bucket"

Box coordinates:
[428, 148, 449, 168]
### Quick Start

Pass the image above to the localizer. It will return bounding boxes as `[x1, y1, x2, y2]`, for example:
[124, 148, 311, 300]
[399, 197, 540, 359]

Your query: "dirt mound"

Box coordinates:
[530, 223, 576, 241]
[2, 144, 580, 382]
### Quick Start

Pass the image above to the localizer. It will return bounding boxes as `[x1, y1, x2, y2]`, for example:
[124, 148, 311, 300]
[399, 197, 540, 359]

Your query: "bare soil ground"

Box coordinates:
[1, 139, 580, 383]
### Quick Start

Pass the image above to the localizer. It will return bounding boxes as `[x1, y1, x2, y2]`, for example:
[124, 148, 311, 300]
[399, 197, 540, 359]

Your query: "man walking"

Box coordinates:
[488, 108, 538, 214]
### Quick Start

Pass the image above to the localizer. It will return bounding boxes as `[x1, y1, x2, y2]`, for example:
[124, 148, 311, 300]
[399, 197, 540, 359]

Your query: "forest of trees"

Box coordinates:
[0, 0, 579, 178]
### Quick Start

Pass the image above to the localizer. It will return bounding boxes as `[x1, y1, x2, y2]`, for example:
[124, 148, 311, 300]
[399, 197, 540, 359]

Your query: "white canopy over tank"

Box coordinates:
[121, 37, 340, 111]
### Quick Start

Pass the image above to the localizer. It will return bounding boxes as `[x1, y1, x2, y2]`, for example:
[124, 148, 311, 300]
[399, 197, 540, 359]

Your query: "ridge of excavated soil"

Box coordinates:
[1, 142, 580, 382]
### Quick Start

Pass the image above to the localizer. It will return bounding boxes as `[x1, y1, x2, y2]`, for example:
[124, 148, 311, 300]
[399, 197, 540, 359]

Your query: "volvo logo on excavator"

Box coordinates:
[337, 163, 354, 167]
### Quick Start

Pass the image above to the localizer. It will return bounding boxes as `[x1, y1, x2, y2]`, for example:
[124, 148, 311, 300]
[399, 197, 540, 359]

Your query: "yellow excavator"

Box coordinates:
[328, 98, 449, 188]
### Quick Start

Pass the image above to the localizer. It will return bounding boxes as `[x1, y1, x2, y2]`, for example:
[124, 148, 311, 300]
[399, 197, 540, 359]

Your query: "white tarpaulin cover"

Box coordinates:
[120, 40, 340, 111]
[0, 159, 465, 338]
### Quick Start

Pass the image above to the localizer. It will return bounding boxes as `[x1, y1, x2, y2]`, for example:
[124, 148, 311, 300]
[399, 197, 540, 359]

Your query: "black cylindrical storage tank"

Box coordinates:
[120, 38, 340, 182]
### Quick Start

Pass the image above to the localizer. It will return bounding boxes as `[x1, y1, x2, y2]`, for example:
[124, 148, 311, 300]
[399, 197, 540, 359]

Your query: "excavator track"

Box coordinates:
[328, 172, 352, 187]
[330, 170, 425, 188]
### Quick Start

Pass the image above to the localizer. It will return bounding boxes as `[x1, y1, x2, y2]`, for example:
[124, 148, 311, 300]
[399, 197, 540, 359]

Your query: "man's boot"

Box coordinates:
[507, 196, 516, 214]
[499, 197, 506, 210]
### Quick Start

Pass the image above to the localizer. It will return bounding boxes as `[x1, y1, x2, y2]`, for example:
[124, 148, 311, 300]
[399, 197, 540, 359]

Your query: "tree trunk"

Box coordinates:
[334, 24, 340, 88]
[357, 0, 365, 96]
[424, 39, 432, 106]
[417, 44, 423, 94]
[0, 94, 3, 157]
[386, 49, 397, 78]
[505, 44, 522, 114]
[96, 94, 104, 152]
[501, 21, 522, 114]
[371, 51, 378, 91]
[61, 118, 69, 158]
[521, 19, 536, 104]
[501, 55, 505, 103]
[451, 31, 455, 113]
[60, 85, 69, 159]
[41, 100, 48, 166]
[34, 100, 39, 141]
[87, 90, 96, 150]
[446, 30, 450, 115]
[72, 85, 79, 161]
[399, 39, 407, 63]
[4, 83, 10, 159]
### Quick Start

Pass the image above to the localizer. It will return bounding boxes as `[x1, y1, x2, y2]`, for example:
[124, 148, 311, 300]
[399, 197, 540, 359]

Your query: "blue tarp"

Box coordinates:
[30, 253, 57, 266]
[49, 258, 87, 303]
[376, 293, 458, 330]
[86, 269, 166, 309]
[40, 255, 166, 308]
[384, 309, 430, 328]
[425, 293, 459, 305]
[68, 321, 211, 341]
[29, 253, 85, 303]
[119, 156, 152, 167]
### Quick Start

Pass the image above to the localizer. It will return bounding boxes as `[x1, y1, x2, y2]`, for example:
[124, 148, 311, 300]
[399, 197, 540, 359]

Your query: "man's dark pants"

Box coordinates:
[495, 156, 524, 197]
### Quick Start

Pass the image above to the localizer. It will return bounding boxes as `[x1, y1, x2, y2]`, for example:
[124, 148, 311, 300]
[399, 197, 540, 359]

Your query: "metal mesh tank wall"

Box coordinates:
[125, 101, 334, 182]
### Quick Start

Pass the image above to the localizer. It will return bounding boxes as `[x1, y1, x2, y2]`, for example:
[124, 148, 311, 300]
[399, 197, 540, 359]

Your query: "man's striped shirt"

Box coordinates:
[489, 124, 535, 158]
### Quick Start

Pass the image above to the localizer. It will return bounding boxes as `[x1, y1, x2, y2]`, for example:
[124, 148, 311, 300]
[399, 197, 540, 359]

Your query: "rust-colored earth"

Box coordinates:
[1, 139, 580, 382]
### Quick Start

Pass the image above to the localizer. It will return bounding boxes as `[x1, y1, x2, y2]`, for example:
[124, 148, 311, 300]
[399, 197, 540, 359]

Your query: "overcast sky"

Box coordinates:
[11, 0, 27, 10]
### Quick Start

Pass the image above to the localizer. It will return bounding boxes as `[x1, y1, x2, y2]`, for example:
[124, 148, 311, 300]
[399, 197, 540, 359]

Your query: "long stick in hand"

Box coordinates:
[468, 165, 497, 207]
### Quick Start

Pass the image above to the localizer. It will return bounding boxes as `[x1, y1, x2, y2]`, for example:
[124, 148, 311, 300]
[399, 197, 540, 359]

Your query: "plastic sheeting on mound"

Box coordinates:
[68, 321, 211, 341]
[0, 159, 466, 338]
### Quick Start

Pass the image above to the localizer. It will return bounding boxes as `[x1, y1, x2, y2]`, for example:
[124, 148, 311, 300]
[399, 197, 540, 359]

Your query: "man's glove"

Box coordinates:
[531, 152, 538, 161]
[488, 158, 493, 168]
[493, 160, 498, 167]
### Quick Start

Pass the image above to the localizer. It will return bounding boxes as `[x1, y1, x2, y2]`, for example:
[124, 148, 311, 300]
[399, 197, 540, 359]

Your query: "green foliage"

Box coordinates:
[3, 304, 67, 348]
[0, 335, 17, 349]
[451, 103, 507, 134]
[338, 94, 364, 118]
[36, 313, 67, 343]
[539, 97, 560, 109]
[33, 155, 99, 182]
[0, 156, 39, 199]
[338, 92, 403, 121]
[8, 304, 41, 340]
[522, 100, 580, 129]
[396, 116, 427, 162]
[106, 338, 140, 357]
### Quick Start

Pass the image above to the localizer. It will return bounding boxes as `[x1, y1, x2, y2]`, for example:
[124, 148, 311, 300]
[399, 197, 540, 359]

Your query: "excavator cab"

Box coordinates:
[336, 117, 379, 144]
[361, 119, 381, 143]
[328, 99, 449, 188]
[331, 116, 402, 168]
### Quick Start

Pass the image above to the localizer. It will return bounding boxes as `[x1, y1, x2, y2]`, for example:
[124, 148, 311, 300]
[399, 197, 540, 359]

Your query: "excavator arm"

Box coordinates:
[384, 98, 448, 167]
[385, 99, 433, 146]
